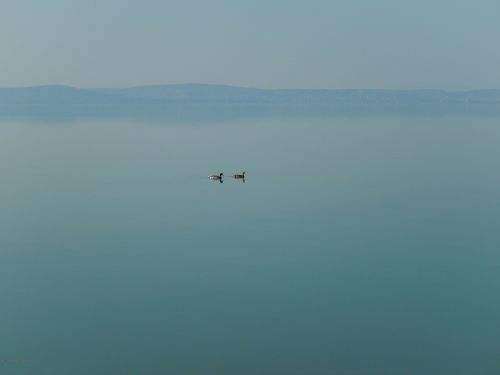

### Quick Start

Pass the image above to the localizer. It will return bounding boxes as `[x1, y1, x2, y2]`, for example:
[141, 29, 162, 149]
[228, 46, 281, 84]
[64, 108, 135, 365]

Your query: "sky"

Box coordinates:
[1, 0, 499, 90]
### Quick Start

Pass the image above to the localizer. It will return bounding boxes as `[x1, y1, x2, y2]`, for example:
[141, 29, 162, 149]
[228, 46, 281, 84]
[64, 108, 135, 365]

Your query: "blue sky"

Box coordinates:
[1, 0, 499, 89]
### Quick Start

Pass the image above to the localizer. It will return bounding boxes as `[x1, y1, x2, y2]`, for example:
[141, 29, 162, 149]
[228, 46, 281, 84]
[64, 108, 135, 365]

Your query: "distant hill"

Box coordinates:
[1, 84, 499, 119]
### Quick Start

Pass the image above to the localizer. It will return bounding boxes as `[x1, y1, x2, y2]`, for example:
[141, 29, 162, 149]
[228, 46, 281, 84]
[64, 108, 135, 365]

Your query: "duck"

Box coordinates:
[208, 172, 224, 181]
[232, 171, 246, 179]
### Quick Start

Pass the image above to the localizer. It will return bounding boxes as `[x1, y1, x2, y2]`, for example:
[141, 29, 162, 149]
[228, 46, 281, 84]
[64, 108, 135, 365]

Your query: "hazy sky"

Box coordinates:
[1, 0, 499, 89]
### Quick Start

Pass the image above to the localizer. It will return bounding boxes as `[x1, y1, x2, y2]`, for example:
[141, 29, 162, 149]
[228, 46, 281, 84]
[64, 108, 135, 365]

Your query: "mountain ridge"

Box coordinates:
[1, 84, 499, 118]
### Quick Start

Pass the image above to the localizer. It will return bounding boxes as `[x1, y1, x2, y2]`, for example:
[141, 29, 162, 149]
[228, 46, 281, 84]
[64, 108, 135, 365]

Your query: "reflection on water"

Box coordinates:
[0, 115, 500, 375]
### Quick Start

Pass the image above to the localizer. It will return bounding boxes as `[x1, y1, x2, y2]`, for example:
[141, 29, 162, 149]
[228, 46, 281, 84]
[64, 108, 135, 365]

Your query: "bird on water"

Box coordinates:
[208, 173, 224, 181]
[232, 171, 245, 179]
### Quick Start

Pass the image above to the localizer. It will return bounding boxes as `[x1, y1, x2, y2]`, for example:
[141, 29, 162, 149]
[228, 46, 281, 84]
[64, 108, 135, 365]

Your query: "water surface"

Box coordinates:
[1, 115, 499, 374]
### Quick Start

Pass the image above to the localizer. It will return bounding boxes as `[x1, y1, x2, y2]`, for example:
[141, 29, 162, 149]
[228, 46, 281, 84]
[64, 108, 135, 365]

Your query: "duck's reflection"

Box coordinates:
[209, 178, 223, 183]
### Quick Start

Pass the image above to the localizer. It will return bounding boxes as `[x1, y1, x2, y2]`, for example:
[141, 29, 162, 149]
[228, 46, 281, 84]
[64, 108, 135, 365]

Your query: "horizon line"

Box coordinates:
[1, 83, 499, 93]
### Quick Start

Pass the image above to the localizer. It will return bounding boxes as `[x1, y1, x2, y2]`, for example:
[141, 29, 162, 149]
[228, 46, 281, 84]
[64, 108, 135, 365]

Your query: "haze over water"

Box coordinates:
[0, 114, 499, 374]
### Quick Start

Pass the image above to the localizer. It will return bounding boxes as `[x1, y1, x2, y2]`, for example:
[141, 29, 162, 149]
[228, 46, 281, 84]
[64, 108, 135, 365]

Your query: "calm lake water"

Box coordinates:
[1, 115, 499, 374]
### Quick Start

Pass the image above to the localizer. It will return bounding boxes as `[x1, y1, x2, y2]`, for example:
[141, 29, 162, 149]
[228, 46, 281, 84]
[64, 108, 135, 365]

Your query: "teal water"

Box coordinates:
[1, 116, 499, 374]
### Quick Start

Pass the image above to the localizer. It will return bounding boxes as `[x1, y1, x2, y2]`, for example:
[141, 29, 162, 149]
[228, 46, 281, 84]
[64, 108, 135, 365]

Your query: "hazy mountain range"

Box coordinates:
[1, 84, 499, 119]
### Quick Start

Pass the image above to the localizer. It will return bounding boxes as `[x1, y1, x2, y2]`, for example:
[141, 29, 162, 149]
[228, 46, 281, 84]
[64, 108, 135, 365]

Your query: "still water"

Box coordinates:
[0, 115, 499, 374]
